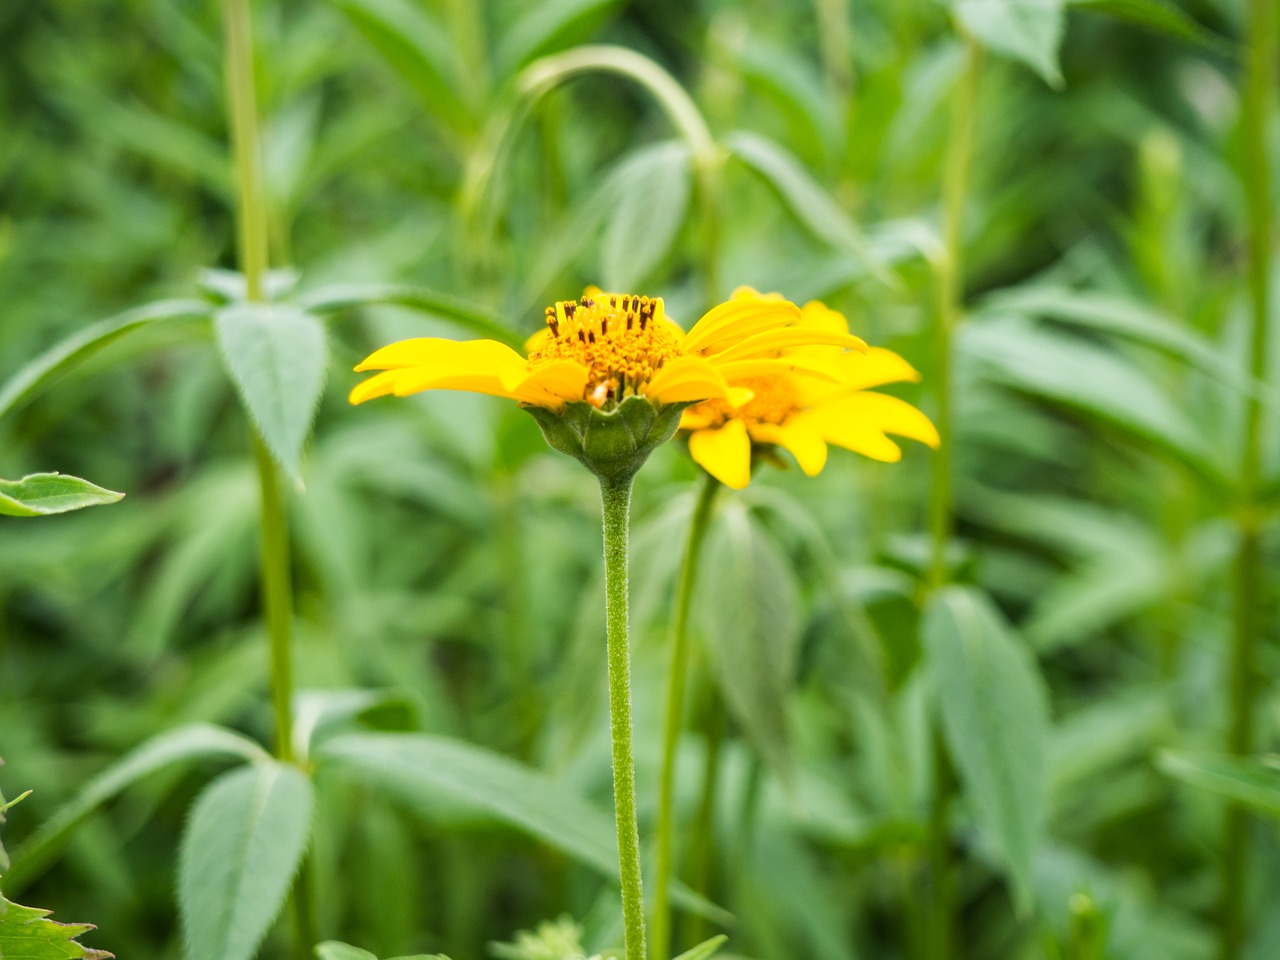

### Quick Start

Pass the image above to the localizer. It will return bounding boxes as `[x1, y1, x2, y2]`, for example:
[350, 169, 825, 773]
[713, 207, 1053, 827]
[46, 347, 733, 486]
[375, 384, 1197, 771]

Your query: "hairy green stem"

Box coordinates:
[253, 436, 296, 764]
[600, 475, 648, 960]
[652, 471, 721, 960]
[923, 33, 980, 960]
[1220, 0, 1275, 956]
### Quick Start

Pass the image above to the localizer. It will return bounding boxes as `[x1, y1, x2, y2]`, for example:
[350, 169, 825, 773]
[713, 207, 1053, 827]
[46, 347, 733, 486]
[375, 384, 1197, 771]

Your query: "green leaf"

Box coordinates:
[1158, 751, 1280, 818]
[315, 942, 450, 960]
[954, 0, 1066, 87]
[299, 283, 522, 348]
[1067, 0, 1233, 54]
[3, 724, 266, 893]
[964, 321, 1223, 483]
[0, 300, 211, 421]
[673, 935, 729, 960]
[214, 303, 329, 480]
[698, 501, 802, 776]
[494, 0, 620, 78]
[0, 474, 124, 518]
[179, 762, 314, 960]
[726, 131, 887, 283]
[599, 141, 693, 292]
[0, 895, 111, 960]
[325, 0, 474, 135]
[318, 733, 729, 923]
[923, 586, 1050, 908]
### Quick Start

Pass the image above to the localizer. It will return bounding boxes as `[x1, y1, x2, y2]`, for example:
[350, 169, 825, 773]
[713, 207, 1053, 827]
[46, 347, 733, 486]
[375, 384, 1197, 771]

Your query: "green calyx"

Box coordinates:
[523, 396, 689, 483]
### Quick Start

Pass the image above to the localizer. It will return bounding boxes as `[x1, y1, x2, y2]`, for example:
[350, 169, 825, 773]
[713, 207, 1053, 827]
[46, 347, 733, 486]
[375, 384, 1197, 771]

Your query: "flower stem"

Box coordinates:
[1220, 0, 1274, 955]
[600, 474, 648, 960]
[923, 32, 980, 960]
[223, 0, 268, 303]
[652, 471, 721, 960]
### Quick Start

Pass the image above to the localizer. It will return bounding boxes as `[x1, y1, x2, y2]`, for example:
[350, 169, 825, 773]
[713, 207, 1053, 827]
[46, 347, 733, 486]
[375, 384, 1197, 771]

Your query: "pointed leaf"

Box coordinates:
[673, 935, 729, 960]
[0, 895, 111, 960]
[1068, 0, 1233, 53]
[954, 0, 1065, 87]
[179, 762, 314, 960]
[1158, 751, 1280, 818]
[214, 303, 328, 479]
[4, 724, 267, 893]
[299, 284, 521, 348]
[923, 586, 1050, 908]
[600, 141, 692, 291]
[494, 0, 621, 77]
[0, 474, 124, 518]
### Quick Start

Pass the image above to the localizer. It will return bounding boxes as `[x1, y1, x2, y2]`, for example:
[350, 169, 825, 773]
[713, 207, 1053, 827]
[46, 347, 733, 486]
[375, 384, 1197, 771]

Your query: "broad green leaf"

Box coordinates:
[0, 300, 211, 421]
[674, 935, 728, 960]
[600, 141, 692, 291]
[494, 0, 620, 77]
[1068, 0, 1233, 53]
[179, 762, 314, 960]
[214, 303, 328, 479]
[325, 0, 474, 135]
[964, 321, 1223, 482]
[0, 895, 110, 960]
[316, 942, 448, 960]
[198, 269, 301, 306]
[299, 284, 521, 348]
[726, 131, 886, 283]
[954, 0, 1066, 87]
[1158, 751, 1280, 818]
[698, 501, 801, 776]
[3, 724, 266, 894]
[0, 474, 124, 518]
[318, 733, 729, 922]
[735, 38, 837, 163]
[923, 586, 1050, 908]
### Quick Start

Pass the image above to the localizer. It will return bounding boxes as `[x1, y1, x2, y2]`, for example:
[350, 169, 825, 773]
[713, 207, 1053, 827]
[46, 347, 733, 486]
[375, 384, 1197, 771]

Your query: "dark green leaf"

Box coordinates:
[0, 474, 124, 518]
[179, 762, 314, 960]
[1068, 0, 1233, 53]
[494, 0, 620, 77]
[299, 284, 521, 348]
[0, 300, 211, 421]
[673, 935, 729, 960]
[214, 303, 329, 479]
[0, 895, 111, 960]
[923, 586, 1050, 907]
[955, 0, 1066, 87]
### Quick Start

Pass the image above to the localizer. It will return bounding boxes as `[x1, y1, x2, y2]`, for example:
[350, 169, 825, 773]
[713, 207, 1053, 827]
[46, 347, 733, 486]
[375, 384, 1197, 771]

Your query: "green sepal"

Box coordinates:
[522, 396, 689, 483]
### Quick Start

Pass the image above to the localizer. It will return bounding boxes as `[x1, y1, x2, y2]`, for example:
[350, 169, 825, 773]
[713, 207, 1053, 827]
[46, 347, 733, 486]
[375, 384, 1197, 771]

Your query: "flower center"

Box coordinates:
[530, 294, 681, 407]
[688, 376, 800, 427]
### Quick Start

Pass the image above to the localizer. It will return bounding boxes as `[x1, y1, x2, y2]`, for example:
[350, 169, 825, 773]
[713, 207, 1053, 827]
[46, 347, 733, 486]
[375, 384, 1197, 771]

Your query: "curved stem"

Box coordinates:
[1220, 0, 1274, 955]
[600, 475, 648, 960]
[652, 471, 721, 960]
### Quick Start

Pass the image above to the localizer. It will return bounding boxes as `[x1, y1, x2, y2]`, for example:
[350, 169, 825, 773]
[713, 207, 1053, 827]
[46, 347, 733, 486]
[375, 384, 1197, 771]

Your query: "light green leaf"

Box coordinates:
[726, 131, 886, 283]
[600, 141, 693, 291]
[923, 586, 1050, 908]
[964, 321, 1223, 482]
[179, 762, 314, 960]
[1158, 751, 1280, 818]
[494, 0, 620, 77]
[0, 300, 211, 421]
[698, 501, 802, 776]
[0, 895, 111, 960]
[318, 733, 729, 923]
[315, 942, 450, 960]
[3, 724, 266, 893]
[673, 935, 728, 960]
[1068, 0, 1233, 53]
[214, 303, 328, 479]
[325, 0, 474, 134]
[0, 474, 124, 518]
[299, 283, 522, 348]
[954, 0, 1066, 87]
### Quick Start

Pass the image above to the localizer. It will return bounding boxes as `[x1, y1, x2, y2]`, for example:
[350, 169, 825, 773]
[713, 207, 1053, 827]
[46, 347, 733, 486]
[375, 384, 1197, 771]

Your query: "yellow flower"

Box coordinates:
[679, 295, 940, 489]
[349, 290, 868, 480]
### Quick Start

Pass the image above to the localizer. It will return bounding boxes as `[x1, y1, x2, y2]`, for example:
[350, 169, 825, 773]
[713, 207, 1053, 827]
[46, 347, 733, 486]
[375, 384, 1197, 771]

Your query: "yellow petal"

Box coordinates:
[714, 357, 843, 384]
[646, 355, 732, 403]
[843, 392, 940, 447]
[793, 408, 903, 462]
[727, 386, 756, 408]
[798, 300, 851, 336]
[681, 297, 802, 355]
[349, 369, 404, 405]
[795, 391, 939, 462]
[711, 327, 868, 363]
[750, 419, 828, 476]
[688, 419, 752, 489]
[843, 347, 921, 391]
[506, 359, 590, 405]
[524, 328, 552, 354]
[354, 337, 526, 373]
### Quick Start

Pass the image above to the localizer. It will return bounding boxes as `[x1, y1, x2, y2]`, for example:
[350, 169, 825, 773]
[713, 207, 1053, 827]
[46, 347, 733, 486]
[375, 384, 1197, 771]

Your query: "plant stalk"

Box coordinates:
[223, 0, 268, 303]
[600, 475, 648, 960]
[923, 32, 980, 960]
[1220, 0, 1275, 956]
[652, 471, 721, 960]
